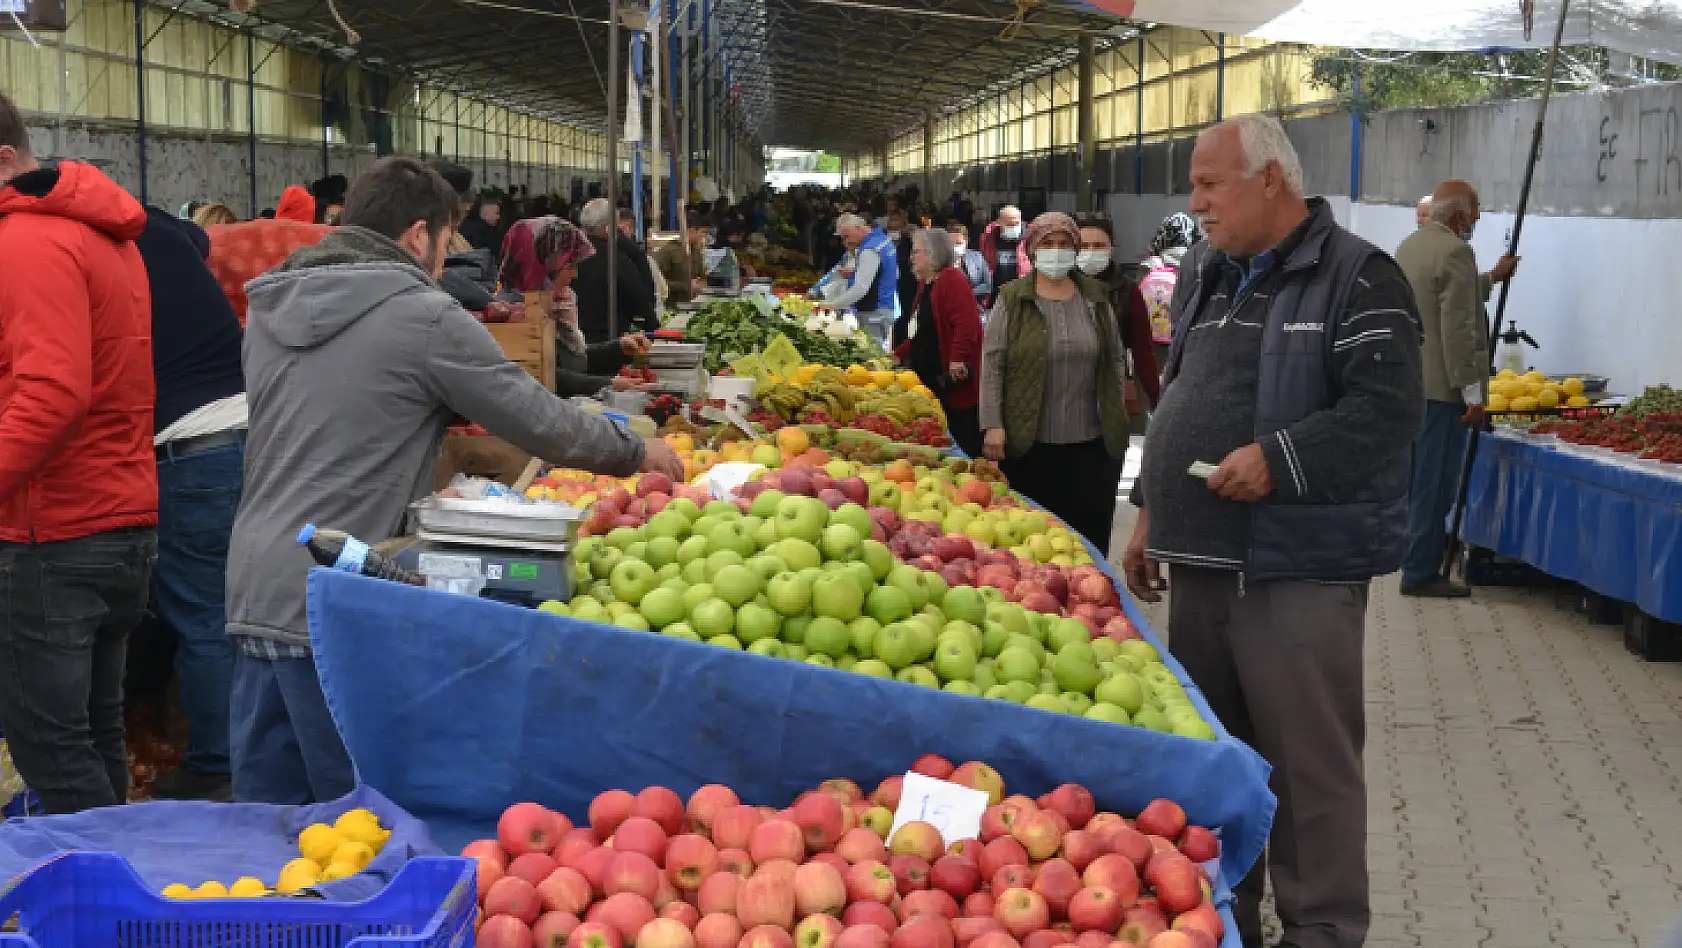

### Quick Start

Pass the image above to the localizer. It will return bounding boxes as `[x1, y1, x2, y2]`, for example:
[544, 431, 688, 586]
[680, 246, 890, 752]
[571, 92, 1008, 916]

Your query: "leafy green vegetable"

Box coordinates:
[685, 300, 881, 374]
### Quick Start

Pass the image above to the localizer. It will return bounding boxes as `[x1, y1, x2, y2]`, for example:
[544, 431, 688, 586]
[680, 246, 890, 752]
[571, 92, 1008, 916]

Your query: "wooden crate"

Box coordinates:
[485, 291, 557, 391]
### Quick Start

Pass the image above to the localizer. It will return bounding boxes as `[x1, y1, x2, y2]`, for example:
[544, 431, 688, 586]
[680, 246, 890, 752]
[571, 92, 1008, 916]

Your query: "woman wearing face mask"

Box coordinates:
[1075, 214, 1160, 428]
[978, 211, 1132, 554]
[893, 228, 984, 458]
[947, 219, 992, 311]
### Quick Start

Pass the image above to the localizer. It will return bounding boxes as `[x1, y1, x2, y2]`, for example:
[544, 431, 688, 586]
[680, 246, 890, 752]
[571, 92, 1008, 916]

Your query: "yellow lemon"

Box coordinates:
[229, 877, 267, 898]
[298, 823, 344, 865]
[331, 841, 377, 871]
[1497, 368, 1518, 380]
[161, 883, 194, 899]
[870, 370, 896, 387]
[1523, 369, 1546, 383]
[277, 858, 323, 894]
[196, 881, 230, 899]
[334, 808, 381, 833]
[336, 818, 387, 850]
[1512, 396, 1539, 411]
[320, 861, 360, 882]
[896, 371, 921, 388]
[1567, 395, 1591, 407]
[1563, 377, 1585, 396]
[1537, 388, 1560, 408]
[1488, 393, 1510, 412]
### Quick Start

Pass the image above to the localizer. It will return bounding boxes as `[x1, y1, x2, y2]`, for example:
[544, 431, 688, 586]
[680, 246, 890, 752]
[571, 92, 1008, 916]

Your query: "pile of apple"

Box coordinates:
[464, 756, 1224, 948]
[553, 489, 1211, 737]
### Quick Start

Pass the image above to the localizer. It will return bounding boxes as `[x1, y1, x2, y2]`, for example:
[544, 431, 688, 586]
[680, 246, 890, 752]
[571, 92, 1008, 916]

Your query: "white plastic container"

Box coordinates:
[709, 375, 756, 407]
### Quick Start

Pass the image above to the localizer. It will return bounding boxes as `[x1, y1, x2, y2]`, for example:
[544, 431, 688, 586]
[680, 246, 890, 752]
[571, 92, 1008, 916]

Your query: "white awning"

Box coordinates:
[1076, 1, 1682, 64]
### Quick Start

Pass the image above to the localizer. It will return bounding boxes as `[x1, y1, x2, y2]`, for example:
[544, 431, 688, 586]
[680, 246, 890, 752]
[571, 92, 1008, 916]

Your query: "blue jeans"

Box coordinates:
[1402, 400, 1471, 586]
[229, 650, 356, 804]
[153, 440, 243, 774]
[0, 529, 156, 813]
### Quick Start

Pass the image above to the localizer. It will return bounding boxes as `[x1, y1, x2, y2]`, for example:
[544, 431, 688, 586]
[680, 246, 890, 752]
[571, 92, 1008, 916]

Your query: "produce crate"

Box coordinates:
[0, 852, 474, 948]
[1625, 608, 1682, 662]
[485, 291, 556, 392]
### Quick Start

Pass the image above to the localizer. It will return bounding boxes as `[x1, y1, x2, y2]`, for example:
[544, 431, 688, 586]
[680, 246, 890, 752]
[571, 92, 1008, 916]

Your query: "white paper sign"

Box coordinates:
[693, 462, 765, 501]
[889, 771, 990, 845]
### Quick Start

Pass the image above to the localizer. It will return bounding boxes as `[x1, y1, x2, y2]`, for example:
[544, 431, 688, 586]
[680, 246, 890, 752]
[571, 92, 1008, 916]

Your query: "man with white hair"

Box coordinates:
[978, 204, 1029, 294]
[1415, 193, 1433, 229]
[1124, 113, 1424, 948]
[1394, 180, 1518, 598]
[574, 197, 657, 343]
[812, 212, 898, 347]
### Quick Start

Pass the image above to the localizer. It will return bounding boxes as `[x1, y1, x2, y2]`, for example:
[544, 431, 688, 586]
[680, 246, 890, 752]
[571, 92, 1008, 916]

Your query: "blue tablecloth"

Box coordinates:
[1464, 431, 1682, 622]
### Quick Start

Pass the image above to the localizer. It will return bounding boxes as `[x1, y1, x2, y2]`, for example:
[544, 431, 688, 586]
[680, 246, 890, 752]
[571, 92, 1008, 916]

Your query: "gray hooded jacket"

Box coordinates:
[226, 227, 644, 650]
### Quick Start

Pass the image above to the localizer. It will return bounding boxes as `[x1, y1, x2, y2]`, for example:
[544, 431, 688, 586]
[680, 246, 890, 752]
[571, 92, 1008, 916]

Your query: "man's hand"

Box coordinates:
[1122, 511, 1165, 603]
[610, 376, 650, 392]
[619, 333, 651, 356]
[983, 427, 1007, 461]
[1461, 403, 1486, 428]
[948, 361, 969, 382]
[639, 437, 686, 481]
[1488, 254, 1519, 283]
[1207, 443, 1273, 502]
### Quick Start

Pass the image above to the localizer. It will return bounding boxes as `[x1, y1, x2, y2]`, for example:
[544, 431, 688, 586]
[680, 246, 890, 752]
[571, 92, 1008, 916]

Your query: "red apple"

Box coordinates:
[842, 901, 900, 933]
[477, 859, 504, 903]
[1066, 887, 1122, 933]
[713, 806, 765, 852]
[1058, 831, 1103, 873]
[749, 820, 807, 864]
[844, 860, 898, 904]
[1011, 812, 1063, 862]
[604, 851, 662, 900]
[797, 914, 846, 948]
[756, 859, 800, 888]
[1109, 829, 1152, 873]
[697, 871, 741, 916]
[737, 875, 796, 931]
[990, 864, 1034, 895]
[1168, 903, 1222, 942]
[947, 763, 1004, 805]
[899, 889, 960, 922]
[794, 793, 848, 854]
[794, 861, 848, 918]
[887, 853, 931, 896]
[992, 888, 1050, 939]
[930, 856, 981, 901]
[502, 802, 561, 857]
[664, 902, 701, 928]
[1144, 857, 1201, 915]
[640, 918, 698, 948]
[696, 916, 745, 948]
[835, 828, 889, 865]
[870, 776, 904, 811]
[538, 866, 594, 915]
[741, 927, 796, 948]
[576, 847, 616, 897]
[1030, 859, 1081, 918]
[944, 839, 980, 864]
[1141, 936, 1192, 948]
[1080, 855, 1139, 908]
[569, 922, 624, 948]
[1038, 786, 1094, 831]
[979, 804, 1026, 843]
[891, 913, 954, 948]
[950, 917, 1003, 948]
[1132, 801, 1185, 842]
[719, 849, 754, 877]
[1072, 934, 1107, 948]
[557, 829, 601, 868]
[598, 893, 657, 943]
[464, 839, 510, 870]
[534, 911, 582, 948]
[665, 835, 720, 890]
[890, 822, 946, 862]
[962, 891, 995, 919]
[821, 779, 865, 806]
[482, 914, 536, 948]
[836, 478, 870, 507]
[931, 535, 976, 563]
[486, 875, 543, 925]
[970, 934, 1021, 948]
[687, 785, 742, 836]
[837, 925, 893, 948]
[613, 817, 670, 864]
[1175, 827, 1219, 865]
[1020, 933, 1070, 948]
[978, 837, 1029, 881]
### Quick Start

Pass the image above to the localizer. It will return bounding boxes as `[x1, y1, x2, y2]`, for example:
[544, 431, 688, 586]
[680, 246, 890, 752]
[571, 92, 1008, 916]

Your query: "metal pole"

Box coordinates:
[1077, 35, 1094, 211]
[247, 29, 258, 217]
[1349, 69, 1362, 198]
[700, 0, 711, 176]
[633, 31, 646, 240]
[320, 59, 331, 182]
[668, 0, 681, 228]
[1215, 33, 1225, 122]
[1441, 0, 1571, 581]
[652, 11, 663, 230]
[1133, 32, 1144, 196]
[607, 0, 621, 341]
[133, 0, 148, 205]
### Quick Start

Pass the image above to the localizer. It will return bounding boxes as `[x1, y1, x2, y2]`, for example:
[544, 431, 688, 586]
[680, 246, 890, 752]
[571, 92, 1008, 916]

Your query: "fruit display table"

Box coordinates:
[305, 563, 1274, 890]
[1464, 429, 1682, 623]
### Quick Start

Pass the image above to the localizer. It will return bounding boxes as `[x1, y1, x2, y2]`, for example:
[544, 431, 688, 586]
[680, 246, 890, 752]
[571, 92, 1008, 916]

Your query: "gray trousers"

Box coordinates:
[1168, 566, 1370, 948]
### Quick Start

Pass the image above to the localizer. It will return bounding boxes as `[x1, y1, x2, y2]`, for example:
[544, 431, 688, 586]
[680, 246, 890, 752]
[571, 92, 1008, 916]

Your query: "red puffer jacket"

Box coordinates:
[0, 161, 157, 542]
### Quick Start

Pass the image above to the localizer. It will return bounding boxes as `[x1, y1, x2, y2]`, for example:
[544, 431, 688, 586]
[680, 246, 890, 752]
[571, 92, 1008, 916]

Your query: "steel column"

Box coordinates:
[1076, 35, 1094, 211]
[607, 0, 621, 339]
[1215, 33, 1225, 122]
[633, 31, 645, 240]
[247, 29, 258, 217]
[320, 58, 330, 182]
[1133, 33, 1144, 196]
[133, 0, 148, 205]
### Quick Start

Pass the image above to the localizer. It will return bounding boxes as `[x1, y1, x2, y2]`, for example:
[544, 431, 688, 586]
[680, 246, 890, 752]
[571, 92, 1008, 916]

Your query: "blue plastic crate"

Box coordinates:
[0, 852, 477, 948]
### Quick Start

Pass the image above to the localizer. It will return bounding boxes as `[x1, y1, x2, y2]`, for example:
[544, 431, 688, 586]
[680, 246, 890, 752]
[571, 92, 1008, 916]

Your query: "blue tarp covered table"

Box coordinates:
[1464, 431, 1682, 622]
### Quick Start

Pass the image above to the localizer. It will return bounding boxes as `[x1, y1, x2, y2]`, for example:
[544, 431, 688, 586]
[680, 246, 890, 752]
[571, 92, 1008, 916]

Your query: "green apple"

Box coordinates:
[944, 680, 983, 697]
[690, 514, 721, 540]
[1027, 612, 1057, 642]
[608, 559, 658, 605]
[994, 646, 1040, 684]
[1084, 702, 1130, 725]
[1113, 652, 1146, 675]
[1061, 692, 1092, 715]
[707, 634, 743, 650]
[676, 534, 711, 566]
[656, 562, 682, 582]
[637, 586, 687, 630]
[780, 613, 811, 643]
[986, 601, 1029, 636]
[853, 659, 893, 678]
[587, 580, 614, 603]
[932, 637, 977, 683]
[981, 620, 1010, 657]
[942, 586, 986, 626]
[679, 558, 706, 585]
[702, 549, 745, 582]
[774, 495, 829, 544]
[663, 498, 700, 522]
[571, 598, 612, 625]
[806, 654, 835, 667]
[748, 638, 786, 658]
[711, 564, 761, 608]
[971, 661, 996, 691]
[588, 544, 624, 581]
[605, 526, 642, 550]
[768, 537, 822, 572]
[702, 500, 738, 519]
[873, 622, 920, 670]
[745, 553, 788, 586]
[829, 503, 874, 539]
[537, 599, 569, 616]
[680, 582, 715, 613]
[689, 597, 735, 638]
[993, 520, 1023, 547]
[766, 572, 812, 616]
[624, 542, 650, 565]
[823, 460, 853, 479]
[1004, 633, 1045, 664]
[977, 585, 1004, 604]
[574, 537, 601, 564]
[735, 601, 782, 644]
[867, 480, 901, 510]
[1046, 618, 1089, 654]
[616, 613, 651, 631]
[754, 517, 780, 550]
[858, 540, 894, 580]
[942, 620, 982, 654]
[662, 621, 700, 641]
[942, 509, 975, 535]
[1132, 707, 1172, 733]
[841, 561, 875, 602]
[1118, 639, 1161, 665]
[784, 643, 809, 661]
[897, 665, 939, 688]
[1174, 718, 1216, 740]
[811, 572, 864, 622]
[1095, 673, 1145, 714]
[644, 511, 690, 542]
[837, 654, 857, 671]
[710, 520, 757, 558]
[904, 616, 937, 662]
[805, 616, 852, 658]
[1025, 693, 1065, 713]
[862, 586, 908, 626]
[905, 510, 942, 525]
[848, 617, 880, 658]
[963, 518, 995, 547]
[984, 683, 1019, 703]
[749, 488, 787, 519]
[1090, 637, 1121, 663]
[820, 523, 861, 562]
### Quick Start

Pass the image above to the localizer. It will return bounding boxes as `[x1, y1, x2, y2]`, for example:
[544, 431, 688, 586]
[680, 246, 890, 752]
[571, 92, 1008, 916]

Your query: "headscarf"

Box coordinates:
[275, 186, 316, 224]
[1150, 212, 1203, 255]
[1022, 211, 1080, 255]
[500, 216, 594, 293]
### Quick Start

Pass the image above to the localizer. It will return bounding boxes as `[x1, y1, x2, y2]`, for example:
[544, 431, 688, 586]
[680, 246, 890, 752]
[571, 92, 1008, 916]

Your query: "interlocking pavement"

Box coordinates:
[1110, 503, 1682, 947]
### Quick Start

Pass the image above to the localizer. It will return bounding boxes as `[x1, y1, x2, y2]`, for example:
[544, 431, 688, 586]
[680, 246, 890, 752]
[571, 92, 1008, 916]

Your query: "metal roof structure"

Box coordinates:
[188, 0, 1127, 151]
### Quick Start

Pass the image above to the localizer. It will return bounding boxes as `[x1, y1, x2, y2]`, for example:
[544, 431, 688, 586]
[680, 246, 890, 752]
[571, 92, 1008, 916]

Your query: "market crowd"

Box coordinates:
[0, 77, 1523, 948]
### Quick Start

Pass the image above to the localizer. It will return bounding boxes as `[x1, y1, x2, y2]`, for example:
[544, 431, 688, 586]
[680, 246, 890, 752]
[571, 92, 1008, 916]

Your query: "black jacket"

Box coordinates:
[458, 214, 503, 256]
[575, 233, 658, 343]
[134, 207, 245, 434]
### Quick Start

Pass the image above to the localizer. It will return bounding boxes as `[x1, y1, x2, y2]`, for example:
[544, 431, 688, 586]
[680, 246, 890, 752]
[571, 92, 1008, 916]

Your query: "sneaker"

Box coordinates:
[1400, 577, 1472, 599]
[149, 766, 233, 802]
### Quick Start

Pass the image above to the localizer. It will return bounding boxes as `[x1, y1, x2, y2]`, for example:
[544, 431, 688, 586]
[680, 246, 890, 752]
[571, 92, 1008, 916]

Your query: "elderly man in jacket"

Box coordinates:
[812, 213, 898, 349]
[1124, 114, 1424, 948]
[228, 158, 683, 804]
[1394, 180, 1518, 597]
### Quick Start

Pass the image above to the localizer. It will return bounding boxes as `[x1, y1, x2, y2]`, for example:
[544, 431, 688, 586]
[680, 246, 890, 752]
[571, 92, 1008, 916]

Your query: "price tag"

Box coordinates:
[889, 772, 990, 845]
[693, 462, 765, 501]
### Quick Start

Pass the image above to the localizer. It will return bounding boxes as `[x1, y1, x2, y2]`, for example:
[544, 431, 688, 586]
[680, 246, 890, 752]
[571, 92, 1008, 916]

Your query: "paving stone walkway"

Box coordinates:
[1110, 501, 1682, 948]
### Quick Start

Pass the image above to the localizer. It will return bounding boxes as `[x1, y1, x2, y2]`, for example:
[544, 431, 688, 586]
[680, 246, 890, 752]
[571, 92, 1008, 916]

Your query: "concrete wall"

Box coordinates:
[25, 117, 608, 221]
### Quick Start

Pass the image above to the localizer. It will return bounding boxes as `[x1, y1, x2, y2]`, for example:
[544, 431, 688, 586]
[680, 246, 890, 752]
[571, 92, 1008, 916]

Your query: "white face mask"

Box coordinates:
[953, 241, 967, 255]
[1076, 249, 1112, 276]
[1034, 248, 1077, 278]
[1001, 224, 1022, 240]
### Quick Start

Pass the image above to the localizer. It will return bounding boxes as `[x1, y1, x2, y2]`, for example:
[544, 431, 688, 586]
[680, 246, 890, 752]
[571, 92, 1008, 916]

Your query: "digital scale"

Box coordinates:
[391, 495, 584, 607]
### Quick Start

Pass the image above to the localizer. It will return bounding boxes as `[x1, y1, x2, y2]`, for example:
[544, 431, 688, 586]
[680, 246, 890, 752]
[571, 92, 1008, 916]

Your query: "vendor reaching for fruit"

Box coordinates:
[226, 157, 683, 806]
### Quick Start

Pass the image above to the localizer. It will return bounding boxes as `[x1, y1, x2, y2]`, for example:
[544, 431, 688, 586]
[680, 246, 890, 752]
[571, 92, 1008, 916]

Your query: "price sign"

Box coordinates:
[693, 462, 765, 501]
[889, 772, 990, 845]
